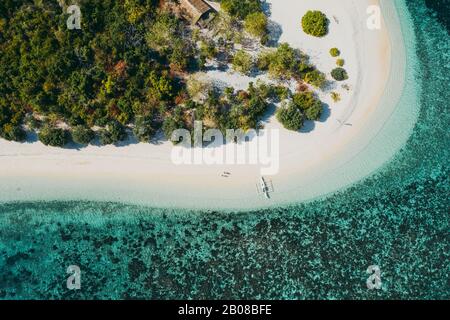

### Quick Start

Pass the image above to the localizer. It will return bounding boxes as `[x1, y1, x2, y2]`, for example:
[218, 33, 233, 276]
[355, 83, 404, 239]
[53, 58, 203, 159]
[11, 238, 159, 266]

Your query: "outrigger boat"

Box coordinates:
[257, 177, 273, 199]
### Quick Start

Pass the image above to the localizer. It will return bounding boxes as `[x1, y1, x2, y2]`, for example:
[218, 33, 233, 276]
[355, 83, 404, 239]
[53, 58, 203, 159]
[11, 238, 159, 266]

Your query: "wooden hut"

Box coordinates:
[180, 0, 216, 25]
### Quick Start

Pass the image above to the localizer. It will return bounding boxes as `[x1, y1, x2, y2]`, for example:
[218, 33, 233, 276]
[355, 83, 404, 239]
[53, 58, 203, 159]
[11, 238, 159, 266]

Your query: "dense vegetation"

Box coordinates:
[292, 92, 323, 121]
[276, 102, 304, 131]
[220, 0, 263, 20]
[194, 82, 272, 134]
[301, 10, 329, 37]
[0, 0, 172, 146]
[244, 12, 269, 43]
[232, 50, 254, 75]
[276, 91, 323, 131]
[38, 125, 69, 147]
[0, 0, 273, 147]
[0, 0, 339, 145]
[72, 125, 95, 145]
[257, 43, 325, 87]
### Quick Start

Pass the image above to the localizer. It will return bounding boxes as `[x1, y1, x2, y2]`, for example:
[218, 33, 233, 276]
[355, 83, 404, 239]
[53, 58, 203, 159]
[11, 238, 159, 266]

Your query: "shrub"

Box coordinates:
[304, 70, 326, 88]
[269, 44, 297, 78]
[336, 58, 345, 67]
[277, 106, 301, 130]
[1, 123, 26, 142]
[163, 106, 186, 143]
[221, 0, 263, 19]
[169, 39, 193, 72]
[260, 33, 270, 45]
[147, 71, 174, 101]
[293, 92, 316, 110]
[232, 50, 253, 75]
[256, 51, 273, 71]
[99, 130, 114, 146]
[99, 121, 127, 145]
[244, 12, 268, 38]
[145, 13, 180, 54]
[304, 102, 322, 121]
[330, 48, 340, 57]
[200, 40, 218, 60]
[272, 85, 290, 101]
[331, 92, 341, 102]
[187, 76, 211, 102]
[133, 116, 154, 142]
[301, 11, 329, 37]
[109, 121, 127, 141]
[162, 117, 186, 143]
[276, 102, 304, 131]
[72, 125, 95, 145]
[255, 82, 289, 102]
[292, 92, 323, 121]
[331, 67, 349, 81]
[38, 125, 69, 147]
[258, 43, 303, 79]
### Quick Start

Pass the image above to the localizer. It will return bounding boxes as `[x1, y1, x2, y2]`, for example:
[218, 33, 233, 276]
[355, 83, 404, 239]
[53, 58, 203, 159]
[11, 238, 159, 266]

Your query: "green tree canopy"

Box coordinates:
[1, 124, 26, 142]
[293, 92, 323, 121]
[304, 70, 327, 89]
[244, 12, 268, 39]
[99, 121, 127, 145]
[276, 102, 304, 131]
[330, 48, 341, 57]
[331, 68, 349, 81]
[301, 11, 329, 37]
[221, 0, 263, 19]
[232, 50, 254, 75]
[38, 125, 69, 147]
[72, 125, 95, 145]
[133, 116, 155, 143]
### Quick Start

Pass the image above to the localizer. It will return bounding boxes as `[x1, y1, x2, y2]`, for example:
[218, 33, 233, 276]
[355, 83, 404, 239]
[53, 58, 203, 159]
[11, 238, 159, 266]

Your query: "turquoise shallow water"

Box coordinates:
[0, 0, 449, 299]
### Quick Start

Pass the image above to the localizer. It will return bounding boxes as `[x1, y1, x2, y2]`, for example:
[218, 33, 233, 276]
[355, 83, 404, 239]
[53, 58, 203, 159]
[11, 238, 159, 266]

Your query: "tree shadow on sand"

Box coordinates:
[319, 103, 331, 123]
[150, 129, 167, 145]
[260, 103, 277, 124]
[300, 120, 315, 133]
[24, 131, 38, 144]
[260, 1, 283, 47]
[266, 21, 283, 47]
[299, 103, 331, 133]
[261, 0, 272, 16]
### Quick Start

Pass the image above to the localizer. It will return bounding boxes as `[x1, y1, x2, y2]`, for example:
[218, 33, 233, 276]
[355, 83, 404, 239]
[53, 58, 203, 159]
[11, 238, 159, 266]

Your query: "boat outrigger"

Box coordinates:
[257, 177, 274, 199]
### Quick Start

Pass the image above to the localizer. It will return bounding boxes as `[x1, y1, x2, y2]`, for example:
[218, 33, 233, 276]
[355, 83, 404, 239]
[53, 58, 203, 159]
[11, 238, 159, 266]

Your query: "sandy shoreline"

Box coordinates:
[0, 0, 417, 210]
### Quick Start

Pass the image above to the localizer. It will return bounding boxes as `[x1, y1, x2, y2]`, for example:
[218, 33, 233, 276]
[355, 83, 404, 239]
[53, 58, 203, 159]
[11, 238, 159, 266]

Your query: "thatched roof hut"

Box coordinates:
[180, 0, 215, 25]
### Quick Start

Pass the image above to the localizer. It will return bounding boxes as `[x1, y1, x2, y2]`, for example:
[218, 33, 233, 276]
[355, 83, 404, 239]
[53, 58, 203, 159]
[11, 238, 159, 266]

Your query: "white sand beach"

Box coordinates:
[0, 0, 419, 210]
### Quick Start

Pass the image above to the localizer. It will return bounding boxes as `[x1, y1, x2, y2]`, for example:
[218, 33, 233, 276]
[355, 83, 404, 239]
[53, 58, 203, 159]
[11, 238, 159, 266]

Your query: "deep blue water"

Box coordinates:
[0, 0, 448, 299]
[425, 0, 450, 32]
